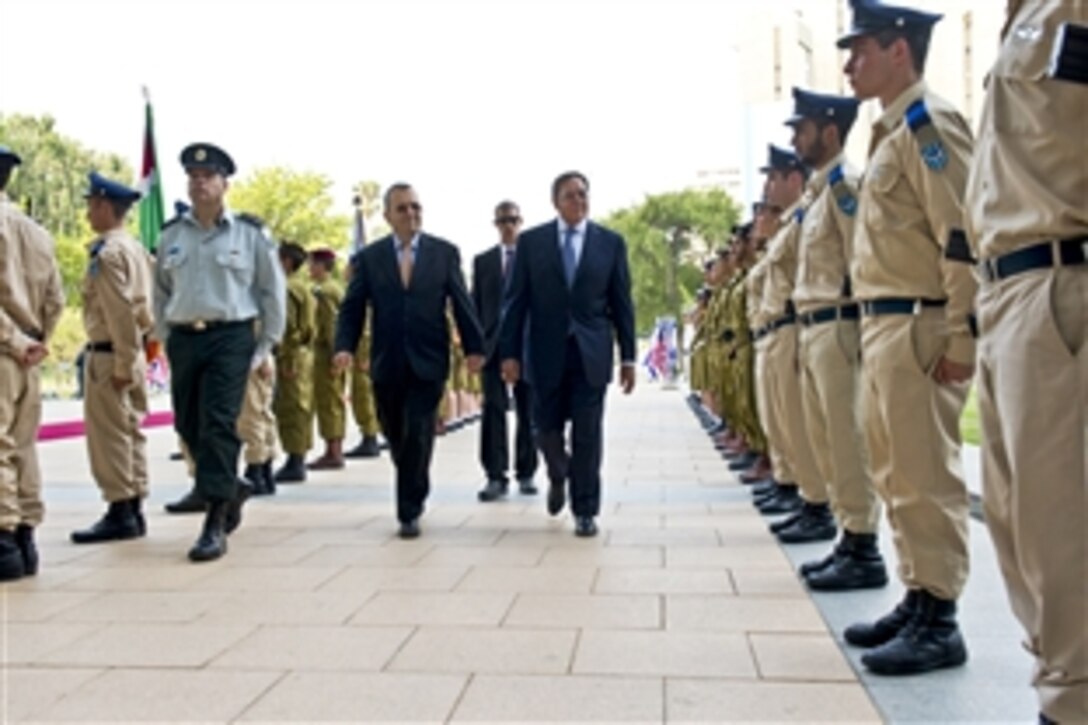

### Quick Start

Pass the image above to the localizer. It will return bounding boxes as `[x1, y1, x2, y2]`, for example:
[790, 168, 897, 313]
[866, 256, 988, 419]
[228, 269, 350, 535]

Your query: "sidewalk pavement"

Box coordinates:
[2, 387, 1032, 723]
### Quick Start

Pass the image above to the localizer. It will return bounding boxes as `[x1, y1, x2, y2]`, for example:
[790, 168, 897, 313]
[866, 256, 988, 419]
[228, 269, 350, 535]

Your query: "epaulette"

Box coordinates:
[793, 207, 806, 224]
[89, 239, 106, 258]
[235, 212, 265, 229]
[905, 99, 948, 172]
[828, 165, 858, 217]
[161, 216, 182, 232]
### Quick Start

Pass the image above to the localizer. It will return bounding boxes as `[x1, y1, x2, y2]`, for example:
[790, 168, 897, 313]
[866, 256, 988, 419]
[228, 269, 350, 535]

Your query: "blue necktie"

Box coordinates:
[503, 247, 515, 283]
[562, 227, 577, 287]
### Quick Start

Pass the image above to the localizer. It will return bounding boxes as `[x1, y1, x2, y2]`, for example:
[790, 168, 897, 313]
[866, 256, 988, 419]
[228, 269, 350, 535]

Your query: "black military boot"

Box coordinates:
[776, 502, 837, 544]
[164, 487, 207, 514]
[14, 524, 37, 576]
[130, 497, 146, 536]
[261, 459, 276, 496]
[224, 478, 253, 535]
[188, 500, 228, 562]
[806, 532, 888, 591]
[243, 463, 267, 496]
[861, 589, 968, 675]
[345, 435, 381, 459]
[273, 454, 307, 483]
[845, 589, 921, 648]
[0, 529, 26, 581]
[71, 500, 143, 544]
[728, 451, 758, 471]
[769, 511, 802, 534]
[757, 484, 802, 515]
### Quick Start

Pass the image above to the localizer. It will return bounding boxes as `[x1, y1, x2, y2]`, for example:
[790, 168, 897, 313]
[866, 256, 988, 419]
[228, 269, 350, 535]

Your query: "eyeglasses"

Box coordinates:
[495, 216, 521, 225]
[395, 202, 422, 213]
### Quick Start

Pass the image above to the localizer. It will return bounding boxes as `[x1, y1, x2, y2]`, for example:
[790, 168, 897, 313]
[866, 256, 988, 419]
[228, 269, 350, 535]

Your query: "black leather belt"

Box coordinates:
[978, 237, 1088, 283]
[753, 313, 797, 341]
[860, 299, 947, 316]
[86, 341, 114, 353]
[799, 304, 860, 327]
[170, 318, 252, 333]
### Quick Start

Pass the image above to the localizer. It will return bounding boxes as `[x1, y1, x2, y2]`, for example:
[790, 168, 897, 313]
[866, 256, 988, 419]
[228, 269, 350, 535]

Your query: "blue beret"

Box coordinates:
[0, 145, 22, 167]
[83, 171, 141, 203]
[180, 142, 236, 177]
[785, 87, 860, 129]
[837, 0, 942, 49]
[759, 144, 805, 174]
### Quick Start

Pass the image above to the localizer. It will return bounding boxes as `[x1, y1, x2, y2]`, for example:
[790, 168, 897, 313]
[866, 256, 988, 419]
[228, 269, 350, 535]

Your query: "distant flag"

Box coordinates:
[351, 194, 366, 254]
[138, 87, 165, 251]
[642, 317, 678, 382]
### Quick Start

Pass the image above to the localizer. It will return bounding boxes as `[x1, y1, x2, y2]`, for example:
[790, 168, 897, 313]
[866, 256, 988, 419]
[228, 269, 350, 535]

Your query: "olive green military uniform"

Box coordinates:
[351, 328, 380, 437]
[312, 277, 346, 440]
[274, 273, 315, 455]
[725, 268, 764, 452]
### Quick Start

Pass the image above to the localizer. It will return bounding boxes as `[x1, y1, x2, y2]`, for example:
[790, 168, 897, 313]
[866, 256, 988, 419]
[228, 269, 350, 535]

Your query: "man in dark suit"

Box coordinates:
[334, 183, 484, 538]
[473, 201, 539, 503]
[500, 171, 636, 537]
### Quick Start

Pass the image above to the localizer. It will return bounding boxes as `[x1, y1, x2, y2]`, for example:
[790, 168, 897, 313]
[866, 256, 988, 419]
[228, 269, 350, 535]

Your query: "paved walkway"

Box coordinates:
[3, 387, 1032, 722]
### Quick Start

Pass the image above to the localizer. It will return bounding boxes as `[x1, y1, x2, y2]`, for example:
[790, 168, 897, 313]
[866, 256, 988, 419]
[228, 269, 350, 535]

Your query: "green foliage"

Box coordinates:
[227, 167, 350, 249]
[960, 384, 980, 446]
[353, 179, 391, 241]
[0, 113, 134, 238]
[599, 188, 740, 335]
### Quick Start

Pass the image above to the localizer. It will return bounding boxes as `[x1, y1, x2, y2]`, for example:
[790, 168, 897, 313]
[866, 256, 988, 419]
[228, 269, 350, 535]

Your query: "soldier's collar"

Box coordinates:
[183, 204, 234, 228]
[806, 153, 848, 196]
[877, 80, 928, 133]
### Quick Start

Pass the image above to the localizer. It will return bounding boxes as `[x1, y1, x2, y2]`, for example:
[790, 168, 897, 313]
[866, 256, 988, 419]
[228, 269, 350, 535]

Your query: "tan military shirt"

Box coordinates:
[794, 155, 860, 313]
[82, 228, 154, 379]
[0, 192, 65, 358]
[966, 0, 1088, 259]
[758, 202, 805, 323]
[745, 249, 772, 330]
[852, 81, 978, 364]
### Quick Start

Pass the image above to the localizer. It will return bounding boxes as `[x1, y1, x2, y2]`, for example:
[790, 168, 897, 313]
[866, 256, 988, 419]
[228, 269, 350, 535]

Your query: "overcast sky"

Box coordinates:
[0, 0, 771, 257]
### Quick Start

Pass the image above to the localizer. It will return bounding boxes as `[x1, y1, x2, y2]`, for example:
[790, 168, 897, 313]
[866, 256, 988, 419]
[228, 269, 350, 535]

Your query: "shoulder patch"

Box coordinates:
[828, 165, 858, 217]
[793, 207, 806, 224]
[235, 212, 265, 228]
[905, 99, 948, 172]
[161, 216, 181, 232]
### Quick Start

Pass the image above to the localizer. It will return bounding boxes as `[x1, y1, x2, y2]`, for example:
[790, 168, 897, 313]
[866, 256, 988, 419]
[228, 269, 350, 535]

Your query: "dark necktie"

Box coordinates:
[503, 246, 515, 283]
[562, 227, 577, 287]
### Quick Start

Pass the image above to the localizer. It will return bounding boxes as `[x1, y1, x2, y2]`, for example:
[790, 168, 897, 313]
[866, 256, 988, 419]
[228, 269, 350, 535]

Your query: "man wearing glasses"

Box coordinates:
[473, 201, 538, 502]
[334, 183, 484, 538]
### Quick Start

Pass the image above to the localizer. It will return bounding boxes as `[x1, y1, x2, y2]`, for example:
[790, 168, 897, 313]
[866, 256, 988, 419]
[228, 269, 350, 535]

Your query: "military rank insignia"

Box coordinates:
[905, 99, 947, 171]
[828, 165, 858, 217]
[88, 240, 105, 277]
[794, 207, 806, 224]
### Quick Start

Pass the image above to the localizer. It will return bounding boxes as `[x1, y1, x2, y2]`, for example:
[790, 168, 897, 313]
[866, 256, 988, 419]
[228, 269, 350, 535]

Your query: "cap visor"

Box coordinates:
[784, 113, 805, 126]
[836, 30, 864, 49]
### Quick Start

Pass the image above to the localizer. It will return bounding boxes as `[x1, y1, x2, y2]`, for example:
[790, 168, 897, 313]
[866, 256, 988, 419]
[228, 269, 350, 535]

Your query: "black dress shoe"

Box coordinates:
[574, 516, 598, 537]
[398, 519, 421, 539]
[807, 552, 889, 591]
[768, 511, 802, 534]
[861, 591, 967, 675]
[345, 435, 381, 459]
[776, 503, 836, 544]
[0, 531, 26, 582]
[517, 477, 538, 495]
[224, 479, 253, 535]
[164, 488, 207, 514]
[188, 501, 228, 562]
[274, 454, 307, 483]
[477, 479, 508, 502]
[14, 524, 37, 576]
[757, 486, 802, 515]
[169, 451, 184, 461]
[728, 452, 757, 471]
[243, 463, 271, 496]
[130, 497, 147, 536]
[547, 478, 566, 516]
[845, 590, 921, 648]
[71, 501, 142, 544]
[751, 480, 777, 498]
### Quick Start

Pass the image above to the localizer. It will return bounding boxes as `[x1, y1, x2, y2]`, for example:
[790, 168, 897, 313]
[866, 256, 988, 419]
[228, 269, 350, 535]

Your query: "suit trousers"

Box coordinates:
[84, 350, 149, 502]
[532, 337, 605, 517]
[372, 368, 445, 523]
[238, 364, 279, 465]
[0, 355, 43, 530]
[756, 326, 826, 503]
[860, 309, 970, 601]
[799, 318, 880, 533]
[480, 363, 537, 483]
[167, 322, 255, 502]
[978, 268, 1086, 723]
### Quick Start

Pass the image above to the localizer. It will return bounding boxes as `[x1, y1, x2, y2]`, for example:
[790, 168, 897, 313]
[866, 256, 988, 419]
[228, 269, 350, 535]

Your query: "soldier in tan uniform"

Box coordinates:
[307, 248, 347, 470]
[838, 1, 976, 675]
[70, 173, 155, 544]
[787, 88, 887, 590]
[273, 242, 315, 482]
[237, 339, 278, 495]
[0, 146, 65, 580]
[967, 2, 1087, 722]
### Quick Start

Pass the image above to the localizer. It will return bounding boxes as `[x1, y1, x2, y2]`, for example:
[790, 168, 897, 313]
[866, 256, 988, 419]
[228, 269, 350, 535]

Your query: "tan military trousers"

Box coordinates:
[238, 363, 278, 465]
[756, 325, 826, 503]
[83, 350, 148, 502]
[0, 355, 44, 530]
[978, 268, 1086, 724]
[753, 344, 790, 481]
[860, 309, 970, 600]
[799, 318, 880, 533]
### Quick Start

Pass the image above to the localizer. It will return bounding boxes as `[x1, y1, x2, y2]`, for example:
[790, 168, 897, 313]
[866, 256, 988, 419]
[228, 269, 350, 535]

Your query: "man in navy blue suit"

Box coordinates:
[499, 171, 636, 537]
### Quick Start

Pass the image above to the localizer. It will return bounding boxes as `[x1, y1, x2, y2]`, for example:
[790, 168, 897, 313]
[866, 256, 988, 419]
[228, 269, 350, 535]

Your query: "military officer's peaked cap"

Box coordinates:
[180, 142, 236, 177]
[309, 248, 337, 263]
[0, 145, 22, 167]
[837, 0, 942, 49]
[759, 145, 804, 174]
[785, 87, 861, 128]
[83, 171, 141, 203]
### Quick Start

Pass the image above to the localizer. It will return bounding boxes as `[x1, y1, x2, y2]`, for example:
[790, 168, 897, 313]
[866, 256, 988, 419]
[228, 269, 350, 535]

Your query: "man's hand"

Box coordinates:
[619, 365, 636, 395]
[501, 359, 520, 384]
[932, 356, 974, 385]
[355, 358, 370, 373]
[333, 351, 353, 372]
[255, 359, 274, 381]
[465, 354, 484, 374]
[21, 343, 48, 368]
[111, 376, 132, 391]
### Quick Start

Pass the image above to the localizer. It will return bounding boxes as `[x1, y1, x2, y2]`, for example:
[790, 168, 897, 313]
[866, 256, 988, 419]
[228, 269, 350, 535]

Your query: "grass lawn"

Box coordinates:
[960, 384, 980, 446]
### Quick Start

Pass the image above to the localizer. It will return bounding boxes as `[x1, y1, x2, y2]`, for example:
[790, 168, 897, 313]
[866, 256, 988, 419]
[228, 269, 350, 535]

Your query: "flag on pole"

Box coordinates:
[642, 317, 678, 382]
[351, 194, 367, 254]
[138, 87, 165, 251]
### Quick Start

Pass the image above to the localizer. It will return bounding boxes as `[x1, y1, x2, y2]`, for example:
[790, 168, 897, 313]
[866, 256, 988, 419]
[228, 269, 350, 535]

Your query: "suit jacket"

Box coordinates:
[335, 233, 483, 385]
[499, 220, 636, 390]
[472, 244, 513, 364]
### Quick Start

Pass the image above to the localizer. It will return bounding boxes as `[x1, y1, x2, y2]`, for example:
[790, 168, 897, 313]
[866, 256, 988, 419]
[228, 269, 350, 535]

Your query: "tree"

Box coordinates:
[353, 179, 390, 241]
[599, 188, 739, 338]
[227, 167, 350, 249]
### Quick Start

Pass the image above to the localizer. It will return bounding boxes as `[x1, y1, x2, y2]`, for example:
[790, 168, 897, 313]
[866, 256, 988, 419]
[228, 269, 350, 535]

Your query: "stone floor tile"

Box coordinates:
[3, 566, 96, 590]
[319, 565, 468, 592]
[414, 545, 546, 567]
[666, 595, 826, 633]
[236, 672, 466, 722]
[455, 566, 596, 594]
[750, 632, 857, 681]
[389, 627, 577, 674]
[49, 591, 228, 623]
[293, 543, 433, 568]
[198, 590, 373, 625]
[666, 678, 881, 722]
[0, 667, 103, 720]
[210, 624, 412, 671]
[666, 544, 791, 569]
[539, 545, 663, 568]
[37, 623, 254, 667]
[451, 674, 662, 722]
[56, 564, 218, 591]
[729, 567, 810, 597]
[595, 567, 735, 594]
[1, 623, 99, 663]
[348, 591, 515, 626]
[504, 593, 661, 629]
[574, 629, 757, 678]
[0, 590, 97, 622]
[608, 527, 721, 547]
[187, 565, 343, 592]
